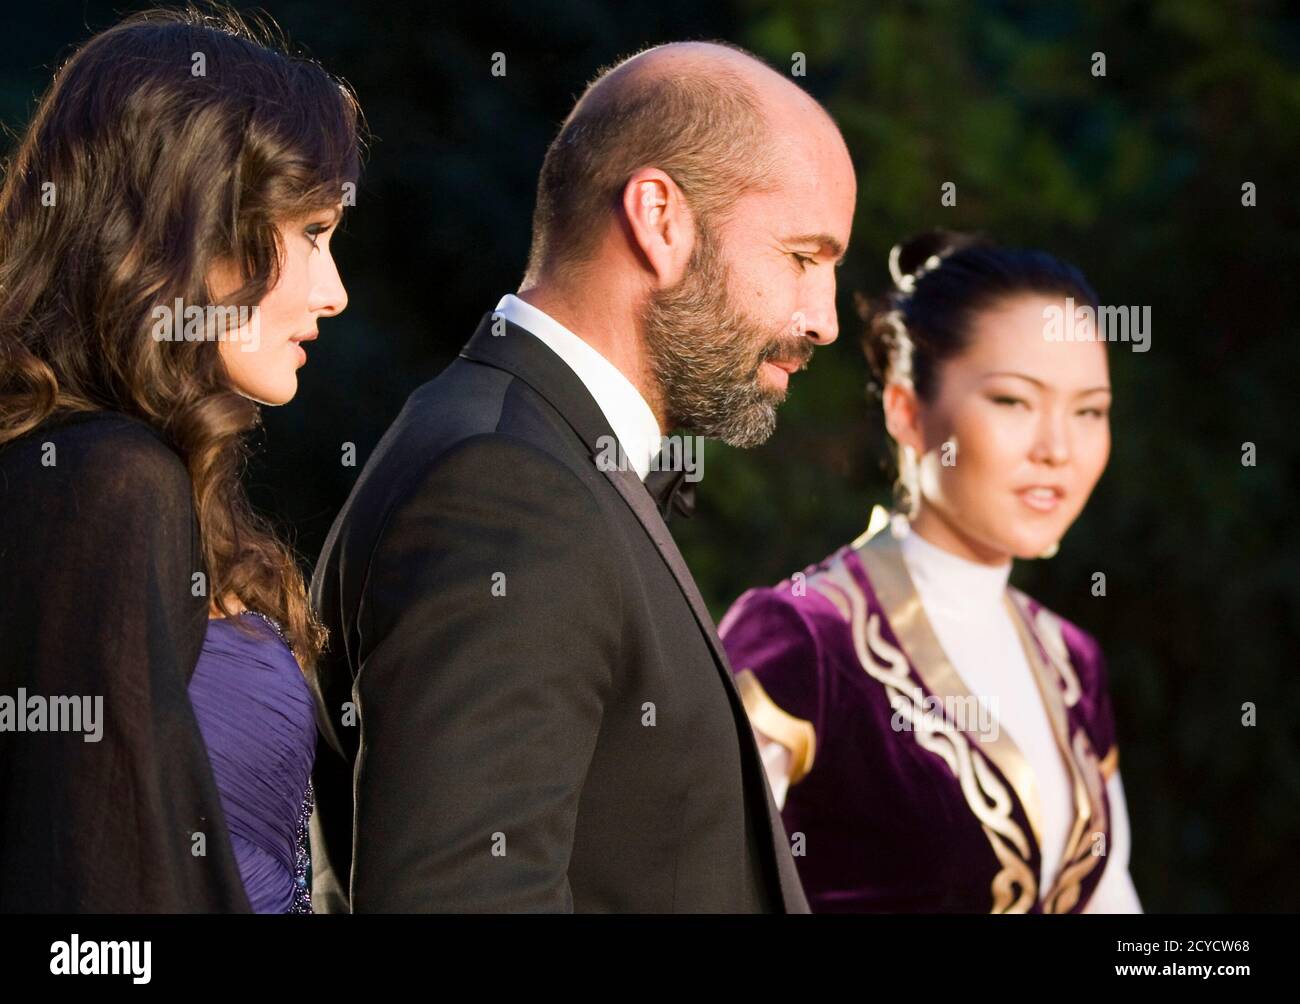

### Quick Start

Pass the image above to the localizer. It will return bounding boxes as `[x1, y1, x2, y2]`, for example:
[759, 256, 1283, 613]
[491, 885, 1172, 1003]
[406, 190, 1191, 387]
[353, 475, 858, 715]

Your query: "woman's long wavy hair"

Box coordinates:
[0, 4, 364, 669]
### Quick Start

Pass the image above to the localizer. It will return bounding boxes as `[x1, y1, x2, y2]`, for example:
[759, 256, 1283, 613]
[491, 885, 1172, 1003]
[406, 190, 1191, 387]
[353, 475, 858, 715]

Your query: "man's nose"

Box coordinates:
[796, 274, 839, 346]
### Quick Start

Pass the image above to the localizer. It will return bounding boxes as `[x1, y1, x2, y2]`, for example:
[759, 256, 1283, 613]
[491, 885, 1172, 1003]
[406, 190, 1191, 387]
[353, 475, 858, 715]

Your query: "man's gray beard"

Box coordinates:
[639, 223, 790, 449]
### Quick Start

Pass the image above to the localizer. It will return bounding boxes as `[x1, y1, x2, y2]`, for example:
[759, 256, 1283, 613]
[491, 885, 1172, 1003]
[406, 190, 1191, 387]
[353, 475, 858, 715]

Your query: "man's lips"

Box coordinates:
[760, 358, 802, 391]
[758, 341, 813, 390]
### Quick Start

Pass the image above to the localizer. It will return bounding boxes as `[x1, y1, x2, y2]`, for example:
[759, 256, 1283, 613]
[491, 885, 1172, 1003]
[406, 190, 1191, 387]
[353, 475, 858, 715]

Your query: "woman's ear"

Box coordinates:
[206, 255, 244, 304]
[882, 380, 924, 454]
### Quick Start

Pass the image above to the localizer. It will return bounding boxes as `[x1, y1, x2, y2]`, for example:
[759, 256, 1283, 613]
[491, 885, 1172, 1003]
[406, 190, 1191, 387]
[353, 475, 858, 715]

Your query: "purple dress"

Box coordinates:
[189, 612, 316, 913]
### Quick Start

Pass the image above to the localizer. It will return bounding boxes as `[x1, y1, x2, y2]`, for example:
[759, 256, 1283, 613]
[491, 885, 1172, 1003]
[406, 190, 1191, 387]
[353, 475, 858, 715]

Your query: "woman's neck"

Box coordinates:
[908, 504, 1012, 567]
[898, 517, 1013, 620]
[208, 595, 248, 620]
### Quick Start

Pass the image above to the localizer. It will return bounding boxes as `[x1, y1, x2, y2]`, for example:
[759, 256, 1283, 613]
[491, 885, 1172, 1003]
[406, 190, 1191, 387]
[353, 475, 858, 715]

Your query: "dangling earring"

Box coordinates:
[890, 445, 919, 539]
[1038, 541, 1060, 559]
[898, 444, 920, 520]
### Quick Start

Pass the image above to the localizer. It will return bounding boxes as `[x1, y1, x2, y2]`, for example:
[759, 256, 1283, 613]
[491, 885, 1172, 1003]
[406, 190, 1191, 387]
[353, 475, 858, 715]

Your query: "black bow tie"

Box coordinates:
[643, 466, 697, 521]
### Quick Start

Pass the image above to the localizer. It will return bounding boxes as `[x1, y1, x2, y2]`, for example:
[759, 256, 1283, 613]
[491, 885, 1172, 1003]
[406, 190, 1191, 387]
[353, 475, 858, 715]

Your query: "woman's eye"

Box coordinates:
[1078, 407, 1109, 419]
[304, 223, 331, 248]
[991, 395, 1027, 408]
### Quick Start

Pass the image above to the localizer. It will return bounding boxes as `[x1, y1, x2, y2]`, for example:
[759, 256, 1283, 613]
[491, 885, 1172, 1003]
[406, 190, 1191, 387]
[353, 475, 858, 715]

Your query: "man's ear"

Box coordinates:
[621, 167, 694, 287]
[882, 381, 924, 454]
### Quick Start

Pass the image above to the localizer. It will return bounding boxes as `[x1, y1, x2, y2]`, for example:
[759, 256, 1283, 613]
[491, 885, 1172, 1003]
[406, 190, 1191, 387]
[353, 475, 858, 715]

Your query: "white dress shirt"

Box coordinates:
[754, 524, 1141, 912]
[493, 293, 662, 481]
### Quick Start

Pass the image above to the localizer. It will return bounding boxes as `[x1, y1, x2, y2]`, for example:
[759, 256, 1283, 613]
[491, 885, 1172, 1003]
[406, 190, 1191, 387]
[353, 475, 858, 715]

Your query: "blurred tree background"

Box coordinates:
[3, 0, 1296, 911]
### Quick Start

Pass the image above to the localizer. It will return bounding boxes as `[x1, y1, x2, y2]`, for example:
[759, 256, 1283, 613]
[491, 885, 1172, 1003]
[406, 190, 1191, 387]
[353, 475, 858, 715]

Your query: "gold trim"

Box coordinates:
[1099, 745, 1119, 781]
[803, 517, 1115, 912]
[851, 528, 1047, 853]
[734, 669, 817, 785]
[807, 533, 1037, 913]
[1006, 591, 1109, 912]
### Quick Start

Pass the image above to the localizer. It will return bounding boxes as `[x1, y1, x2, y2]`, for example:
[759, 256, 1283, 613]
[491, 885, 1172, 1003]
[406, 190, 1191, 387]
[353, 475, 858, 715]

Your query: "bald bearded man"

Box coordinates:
[309, 41, 856, 912]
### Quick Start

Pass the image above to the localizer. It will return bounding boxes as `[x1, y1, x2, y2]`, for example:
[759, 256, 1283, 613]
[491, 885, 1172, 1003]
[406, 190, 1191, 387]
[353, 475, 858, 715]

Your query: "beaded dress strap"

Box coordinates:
[242, 609, 314, 914]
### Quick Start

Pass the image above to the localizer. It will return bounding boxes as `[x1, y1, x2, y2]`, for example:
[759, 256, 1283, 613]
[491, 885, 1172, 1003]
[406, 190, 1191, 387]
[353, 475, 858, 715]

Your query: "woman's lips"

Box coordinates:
[1015, 485, 1065, 513]
[290, 331, 317, 366]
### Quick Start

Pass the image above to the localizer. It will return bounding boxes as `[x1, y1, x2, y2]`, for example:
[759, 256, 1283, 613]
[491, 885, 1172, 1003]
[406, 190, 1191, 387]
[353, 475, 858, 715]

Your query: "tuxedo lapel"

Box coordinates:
[601, 463, 809, 913]
[461, 311, 809, 912]
[459, 312, 618, 460]
[460, 313, 729, 671]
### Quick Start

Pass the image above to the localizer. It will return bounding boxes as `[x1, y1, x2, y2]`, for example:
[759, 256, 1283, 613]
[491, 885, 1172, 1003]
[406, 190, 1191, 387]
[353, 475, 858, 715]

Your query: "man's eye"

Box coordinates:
[791, 253, 815, 271]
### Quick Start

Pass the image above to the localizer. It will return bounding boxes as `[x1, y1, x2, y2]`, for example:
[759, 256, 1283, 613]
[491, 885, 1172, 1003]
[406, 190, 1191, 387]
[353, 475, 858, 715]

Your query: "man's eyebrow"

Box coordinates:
[783, 232, 847, 261]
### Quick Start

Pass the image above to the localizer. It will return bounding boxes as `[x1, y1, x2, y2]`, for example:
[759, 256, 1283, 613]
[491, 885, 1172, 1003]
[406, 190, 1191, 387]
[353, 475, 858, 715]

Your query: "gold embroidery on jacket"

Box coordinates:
[809, 552, 1036, 913]
[1007, 592, 1110, 913]
[808, 520, 1113, 913]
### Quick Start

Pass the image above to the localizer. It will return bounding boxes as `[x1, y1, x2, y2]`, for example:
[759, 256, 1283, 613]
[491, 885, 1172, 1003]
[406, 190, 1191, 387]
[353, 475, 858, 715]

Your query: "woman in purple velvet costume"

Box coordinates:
[721, 232, 1141, 914]
[0, 8, 359, 911]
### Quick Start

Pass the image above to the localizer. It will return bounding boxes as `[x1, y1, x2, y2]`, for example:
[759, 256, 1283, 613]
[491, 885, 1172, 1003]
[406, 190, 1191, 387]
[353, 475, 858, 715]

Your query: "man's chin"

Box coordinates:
[661, 370, 786, 448]
[712, 401, 780, 449]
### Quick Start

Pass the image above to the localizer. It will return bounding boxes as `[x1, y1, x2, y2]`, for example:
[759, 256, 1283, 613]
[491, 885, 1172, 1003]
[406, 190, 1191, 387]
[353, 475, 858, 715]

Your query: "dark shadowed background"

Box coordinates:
[4, 0, 1297, 911]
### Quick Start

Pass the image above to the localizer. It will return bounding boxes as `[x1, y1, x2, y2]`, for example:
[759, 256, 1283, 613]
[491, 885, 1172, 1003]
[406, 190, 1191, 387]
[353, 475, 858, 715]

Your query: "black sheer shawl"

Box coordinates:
[0, 410, 249, 911]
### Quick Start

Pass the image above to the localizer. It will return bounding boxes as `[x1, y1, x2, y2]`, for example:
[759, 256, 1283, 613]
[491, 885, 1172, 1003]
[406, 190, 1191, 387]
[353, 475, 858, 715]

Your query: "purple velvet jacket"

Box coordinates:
[719, 522, 1119, 914]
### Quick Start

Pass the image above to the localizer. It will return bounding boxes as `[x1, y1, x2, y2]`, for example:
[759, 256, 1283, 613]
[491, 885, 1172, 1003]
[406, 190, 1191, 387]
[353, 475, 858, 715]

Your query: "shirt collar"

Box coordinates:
[494, 293, 662, 480]
[897, 521, 1013, 620]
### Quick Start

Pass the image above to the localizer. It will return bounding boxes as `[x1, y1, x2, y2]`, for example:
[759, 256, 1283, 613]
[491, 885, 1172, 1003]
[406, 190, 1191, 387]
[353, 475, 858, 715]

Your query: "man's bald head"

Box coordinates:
[524, 41, 835, 285]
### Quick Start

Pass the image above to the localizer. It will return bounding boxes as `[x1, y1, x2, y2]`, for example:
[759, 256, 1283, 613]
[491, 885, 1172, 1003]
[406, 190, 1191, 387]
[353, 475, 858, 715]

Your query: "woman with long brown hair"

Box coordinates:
[0, 5, 361, 911]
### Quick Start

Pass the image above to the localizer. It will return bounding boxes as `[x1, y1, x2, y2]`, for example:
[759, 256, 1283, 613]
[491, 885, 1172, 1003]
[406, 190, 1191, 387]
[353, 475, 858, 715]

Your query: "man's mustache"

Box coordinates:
[758, 335, 815, 371]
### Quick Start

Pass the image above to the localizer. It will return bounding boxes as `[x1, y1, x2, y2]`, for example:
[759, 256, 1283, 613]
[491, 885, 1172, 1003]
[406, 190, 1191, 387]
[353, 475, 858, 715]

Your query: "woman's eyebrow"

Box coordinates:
[984, 370, 1045, 387]
[983, 371, 1111, 395]
[309, 205, 344, 226]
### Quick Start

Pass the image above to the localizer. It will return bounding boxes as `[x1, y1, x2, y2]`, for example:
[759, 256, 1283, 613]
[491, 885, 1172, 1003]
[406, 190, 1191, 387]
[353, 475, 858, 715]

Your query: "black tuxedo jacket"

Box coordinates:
[308, 311, 809, 913]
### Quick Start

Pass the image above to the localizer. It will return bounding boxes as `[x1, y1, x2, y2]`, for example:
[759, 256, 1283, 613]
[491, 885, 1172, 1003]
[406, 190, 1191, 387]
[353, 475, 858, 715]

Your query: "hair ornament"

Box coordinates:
[888, 244, 946, 293]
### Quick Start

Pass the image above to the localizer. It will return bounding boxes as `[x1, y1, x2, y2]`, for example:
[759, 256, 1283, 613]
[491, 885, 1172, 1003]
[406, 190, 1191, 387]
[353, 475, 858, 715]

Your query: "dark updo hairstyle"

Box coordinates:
[859, 229, 1100, 402]
[857, 230, 1100, 511]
